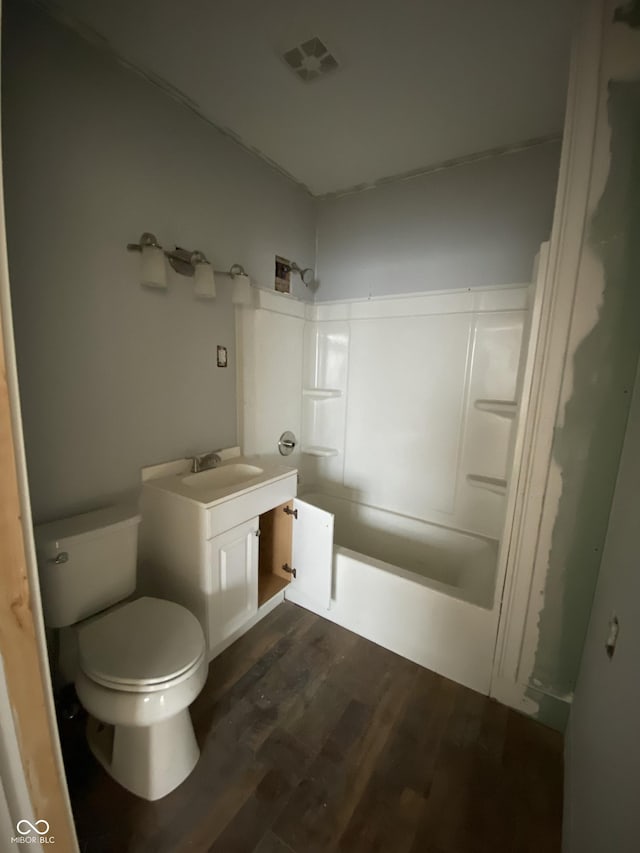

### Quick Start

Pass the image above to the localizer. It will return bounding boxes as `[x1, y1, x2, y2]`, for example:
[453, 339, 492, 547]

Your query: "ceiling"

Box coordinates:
[41, 0, 576, 197]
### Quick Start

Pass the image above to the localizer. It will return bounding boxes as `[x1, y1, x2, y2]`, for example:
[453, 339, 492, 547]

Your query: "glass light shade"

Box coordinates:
[140, 243, 166, 289]
[194, 261, 216, 299]
[231, 273, 252, 306]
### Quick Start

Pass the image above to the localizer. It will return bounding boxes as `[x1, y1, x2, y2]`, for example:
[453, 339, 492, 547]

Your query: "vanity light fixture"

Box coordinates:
[228, 263, 247, 278]
[191, 251, 216, 300]
[126, 232, 167, 289]
[128, 233, 251, 301]
[228, 263, 252, 306]
[164, 245, 216, 299]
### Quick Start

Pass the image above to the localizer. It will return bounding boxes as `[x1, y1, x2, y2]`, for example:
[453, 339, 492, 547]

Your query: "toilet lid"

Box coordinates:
[78, 597, 205, 688]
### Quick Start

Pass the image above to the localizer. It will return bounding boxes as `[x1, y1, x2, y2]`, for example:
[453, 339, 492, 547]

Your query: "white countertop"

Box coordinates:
[142, 455, 297, 509]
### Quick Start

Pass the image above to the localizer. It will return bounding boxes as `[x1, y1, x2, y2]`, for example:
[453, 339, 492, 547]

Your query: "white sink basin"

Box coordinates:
[182, 463, 264, 489]
[146, 456, 297, 529]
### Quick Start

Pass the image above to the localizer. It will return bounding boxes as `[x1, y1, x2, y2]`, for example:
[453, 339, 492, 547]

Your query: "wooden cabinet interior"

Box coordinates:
[258, 500, 293, 606]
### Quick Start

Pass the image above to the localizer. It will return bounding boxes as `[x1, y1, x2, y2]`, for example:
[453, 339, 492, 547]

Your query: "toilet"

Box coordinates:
[35, 505, 207, 801]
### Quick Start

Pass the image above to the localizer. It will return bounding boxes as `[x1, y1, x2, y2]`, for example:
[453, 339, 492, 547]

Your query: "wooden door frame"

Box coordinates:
[0, 3, 78, 843]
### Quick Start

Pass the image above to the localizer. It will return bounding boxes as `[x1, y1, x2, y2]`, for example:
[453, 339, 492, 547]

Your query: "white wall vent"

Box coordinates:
[282, 37, 339, 82]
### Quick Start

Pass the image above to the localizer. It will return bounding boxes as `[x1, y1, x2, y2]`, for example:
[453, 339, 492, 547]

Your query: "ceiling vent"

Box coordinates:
[282, 37, 339, 83]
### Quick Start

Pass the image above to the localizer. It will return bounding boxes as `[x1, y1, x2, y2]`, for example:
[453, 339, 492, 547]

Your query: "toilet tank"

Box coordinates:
[34, 505, 141, 629]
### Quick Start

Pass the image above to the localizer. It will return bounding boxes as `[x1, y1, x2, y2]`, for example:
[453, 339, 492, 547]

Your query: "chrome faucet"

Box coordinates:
[190, 451, 222, 474]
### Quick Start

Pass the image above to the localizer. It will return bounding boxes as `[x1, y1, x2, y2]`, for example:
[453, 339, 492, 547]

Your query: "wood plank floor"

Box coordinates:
[60, 602, 564, 853]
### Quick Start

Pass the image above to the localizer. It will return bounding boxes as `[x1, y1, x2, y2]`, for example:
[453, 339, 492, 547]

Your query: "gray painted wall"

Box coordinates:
[2, 0, 316, 522]
[315, 142, 561, 301]
[563, 357, 640, 853]
[2, 1, 563, 524]
[529, 79, 640, 713]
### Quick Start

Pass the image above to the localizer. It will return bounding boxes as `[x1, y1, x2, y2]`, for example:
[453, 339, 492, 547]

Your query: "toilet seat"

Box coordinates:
[78, 596, 205, 692]
[84, 652, 206, 693]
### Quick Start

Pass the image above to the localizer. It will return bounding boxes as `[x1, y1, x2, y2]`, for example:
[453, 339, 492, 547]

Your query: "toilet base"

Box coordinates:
[87, 710, 200, 801]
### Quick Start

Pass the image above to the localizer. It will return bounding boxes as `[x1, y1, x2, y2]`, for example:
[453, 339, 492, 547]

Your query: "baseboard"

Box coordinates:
[491, 675, 572, 731]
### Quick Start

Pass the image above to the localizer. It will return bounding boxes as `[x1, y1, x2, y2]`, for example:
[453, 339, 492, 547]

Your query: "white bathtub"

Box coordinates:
[301, 492, 502, 694]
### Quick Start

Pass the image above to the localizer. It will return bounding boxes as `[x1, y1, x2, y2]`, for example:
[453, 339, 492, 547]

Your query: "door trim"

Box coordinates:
[490, 0, 606, 718]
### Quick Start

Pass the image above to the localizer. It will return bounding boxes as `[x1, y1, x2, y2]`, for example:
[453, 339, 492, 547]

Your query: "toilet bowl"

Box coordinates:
[34, 506, 207, 801]
[74, 596, 207, 801]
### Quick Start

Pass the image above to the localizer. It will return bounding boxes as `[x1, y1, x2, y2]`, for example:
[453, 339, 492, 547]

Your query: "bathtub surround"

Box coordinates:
[238, 283, 530, 692]
[239, 285, 528, 535]
[2, 0, 315, 522]
[300, 287, 528, 542]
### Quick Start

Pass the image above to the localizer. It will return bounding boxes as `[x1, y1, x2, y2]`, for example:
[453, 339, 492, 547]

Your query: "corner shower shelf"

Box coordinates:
[474, 399, 518, 418]
[302, 446, 339, 457]
[466, 474, 508, 496]
[302, 388, 343, 399]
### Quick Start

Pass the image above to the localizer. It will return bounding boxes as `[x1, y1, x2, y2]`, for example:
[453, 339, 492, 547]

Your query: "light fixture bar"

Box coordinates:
[165, 246, 197, 277]
[127, 232, 248, 299]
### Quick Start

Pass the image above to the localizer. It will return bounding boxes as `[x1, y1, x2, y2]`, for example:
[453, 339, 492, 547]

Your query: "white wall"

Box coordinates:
[563, 358, 640, 853]
[238, 292, 305, 463]
[315, 142, 560, 301]
[2, 1, 316, 522]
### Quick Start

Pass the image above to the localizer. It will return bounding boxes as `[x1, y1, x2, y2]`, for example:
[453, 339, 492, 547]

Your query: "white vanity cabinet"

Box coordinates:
[207, 518, 259, 648]
[139, 462, 334, 662]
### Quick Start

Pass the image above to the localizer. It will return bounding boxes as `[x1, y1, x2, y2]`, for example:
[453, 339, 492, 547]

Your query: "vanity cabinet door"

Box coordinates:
[208, 517, 259, 650]
[285, 499, 334, 613]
